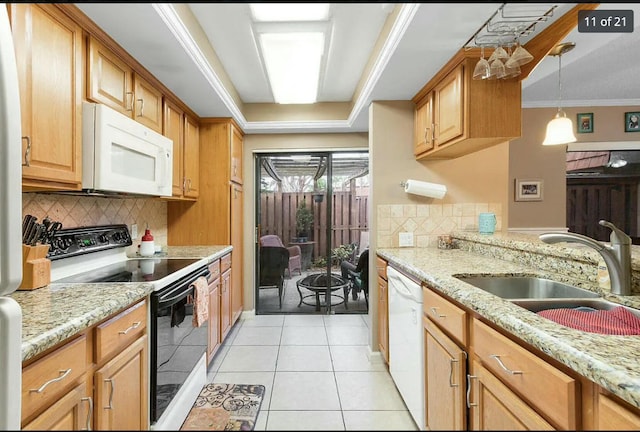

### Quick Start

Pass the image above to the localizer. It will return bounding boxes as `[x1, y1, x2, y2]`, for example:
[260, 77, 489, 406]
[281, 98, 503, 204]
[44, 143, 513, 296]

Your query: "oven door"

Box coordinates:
[150, 266, 209, 423]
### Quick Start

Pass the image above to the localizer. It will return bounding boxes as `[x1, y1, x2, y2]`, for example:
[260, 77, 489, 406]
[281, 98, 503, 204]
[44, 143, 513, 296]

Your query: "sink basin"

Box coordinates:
[512, 298, 640, 320]
[455, 276, 600, 299]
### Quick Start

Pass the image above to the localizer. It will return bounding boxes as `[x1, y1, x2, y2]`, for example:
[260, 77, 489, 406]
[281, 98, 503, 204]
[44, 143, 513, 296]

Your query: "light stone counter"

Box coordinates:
[12, 245, 232, 362]
[378, 241, 640, 410]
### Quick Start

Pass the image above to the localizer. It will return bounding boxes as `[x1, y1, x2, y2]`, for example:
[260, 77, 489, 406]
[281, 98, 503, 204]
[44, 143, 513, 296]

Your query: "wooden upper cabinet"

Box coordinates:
[230, 123, 243, 184]
[183, 114, 200, 199]
[413, 56, 521, 160]
[11, 3, 83, 190]
[414, 94, 433, 156]
[133, 73, 163, 133]
[162, 99, 199, 200]
[433, 65, 464, 145]
[163, 99, 185, 197]
[87, 36, 162, 133]
[87, 36, 133, 115]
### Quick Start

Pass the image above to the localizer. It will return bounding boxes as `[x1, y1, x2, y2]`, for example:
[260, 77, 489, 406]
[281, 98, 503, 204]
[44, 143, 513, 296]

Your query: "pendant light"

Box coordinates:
[543, 42, 577, 146]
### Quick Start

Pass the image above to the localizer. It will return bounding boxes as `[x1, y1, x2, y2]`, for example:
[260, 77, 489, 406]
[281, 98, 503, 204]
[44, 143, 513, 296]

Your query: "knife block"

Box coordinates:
[19, 244, 51, 290]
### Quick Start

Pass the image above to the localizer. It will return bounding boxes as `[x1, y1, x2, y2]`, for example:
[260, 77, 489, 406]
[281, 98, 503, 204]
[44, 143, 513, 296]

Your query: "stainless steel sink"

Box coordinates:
[455, 276, 601, 299]
[512, 298, 640, 320]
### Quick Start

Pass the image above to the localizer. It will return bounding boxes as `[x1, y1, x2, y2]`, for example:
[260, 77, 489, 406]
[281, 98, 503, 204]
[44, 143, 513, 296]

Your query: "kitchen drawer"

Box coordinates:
[472, 318, 578, 430]
[376, 256, 387, 280]
[208, 259, 221, 282]
[22, 334, 87, 422]
[220, 253, 231, 273]
[423, 287, 468, 346]
[95, 299, 147, 364]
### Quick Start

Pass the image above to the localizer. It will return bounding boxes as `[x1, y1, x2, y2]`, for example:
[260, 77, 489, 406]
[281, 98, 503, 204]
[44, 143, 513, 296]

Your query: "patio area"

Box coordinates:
[258, 268, 369, 314]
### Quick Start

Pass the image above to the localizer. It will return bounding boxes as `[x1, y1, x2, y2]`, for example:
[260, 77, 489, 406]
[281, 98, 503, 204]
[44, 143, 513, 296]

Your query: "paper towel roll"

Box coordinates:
[403, 179, 447, 199]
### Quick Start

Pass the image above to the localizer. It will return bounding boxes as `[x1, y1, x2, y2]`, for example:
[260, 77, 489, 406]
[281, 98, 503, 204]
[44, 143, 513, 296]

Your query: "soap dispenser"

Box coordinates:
[140, 227, 155, 257]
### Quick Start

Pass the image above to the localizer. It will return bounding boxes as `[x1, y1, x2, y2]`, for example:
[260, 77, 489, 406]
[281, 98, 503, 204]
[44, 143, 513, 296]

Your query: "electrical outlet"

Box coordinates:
[399, 232, 414, 247]
[131, 224, 138, 239]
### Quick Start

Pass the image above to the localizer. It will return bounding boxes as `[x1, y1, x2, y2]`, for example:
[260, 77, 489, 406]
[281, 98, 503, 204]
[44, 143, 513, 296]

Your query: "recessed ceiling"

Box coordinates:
[74, 3, 640, 134]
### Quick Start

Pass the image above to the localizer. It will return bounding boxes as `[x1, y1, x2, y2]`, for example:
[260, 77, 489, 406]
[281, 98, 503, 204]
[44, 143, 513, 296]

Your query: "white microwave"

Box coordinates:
[82, 102, 173, 196]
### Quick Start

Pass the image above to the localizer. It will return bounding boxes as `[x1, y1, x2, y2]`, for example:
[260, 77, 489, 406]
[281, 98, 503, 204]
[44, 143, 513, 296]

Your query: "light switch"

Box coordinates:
[399, 232, 414, 247]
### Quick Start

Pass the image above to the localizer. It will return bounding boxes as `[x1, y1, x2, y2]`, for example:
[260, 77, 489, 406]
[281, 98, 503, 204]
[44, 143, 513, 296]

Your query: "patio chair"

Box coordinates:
[260, 234, 302, 278]
[342, 248, 369, 307]
[259, 246, 289, 308]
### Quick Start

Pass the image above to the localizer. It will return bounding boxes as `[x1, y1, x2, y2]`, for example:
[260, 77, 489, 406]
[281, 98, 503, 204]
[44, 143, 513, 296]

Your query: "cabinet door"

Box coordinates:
[423, 317, 466, 430]
[414, 95, 434, 156]
[433, 64, 464, 146]
[231, 184, 243, 324]
[221, 269, 232, 340]
[87, 36, 133, 115]
[23, 382, 91, 431]
[597, 392, 640, 430]
[183, 114, 200, 199]
[163, 99, 185, 197]
[230, 124, 243, 184]
[377, 276, 389, 363]
[133, 73, 163, 133]
[207, 277, 221, 364]
[11, 3, 83, 187]
[469, 360, 554, 431]
[94, 335, 148, 431]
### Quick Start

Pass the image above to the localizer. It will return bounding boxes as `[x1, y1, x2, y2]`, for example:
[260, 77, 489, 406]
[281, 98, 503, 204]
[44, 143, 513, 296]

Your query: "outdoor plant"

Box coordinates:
[331, 243, 356, 266]
[296, 201, 313, 238]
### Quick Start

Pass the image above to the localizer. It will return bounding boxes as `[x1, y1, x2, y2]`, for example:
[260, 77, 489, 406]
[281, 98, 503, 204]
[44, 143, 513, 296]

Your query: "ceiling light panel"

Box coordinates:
[259, 32, 325, 104]
[250, 3, 330, 22]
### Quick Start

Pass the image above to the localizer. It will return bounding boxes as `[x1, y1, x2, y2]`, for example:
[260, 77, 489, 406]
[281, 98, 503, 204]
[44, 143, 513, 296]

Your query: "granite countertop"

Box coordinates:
[377, 245, 640, 410]
[12, 245, 232, 362]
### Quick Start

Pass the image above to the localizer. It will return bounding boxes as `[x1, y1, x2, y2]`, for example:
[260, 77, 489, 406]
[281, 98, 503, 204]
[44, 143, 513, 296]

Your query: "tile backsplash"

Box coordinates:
[22, 193, 167, 255]
[377, 202, 502, 248]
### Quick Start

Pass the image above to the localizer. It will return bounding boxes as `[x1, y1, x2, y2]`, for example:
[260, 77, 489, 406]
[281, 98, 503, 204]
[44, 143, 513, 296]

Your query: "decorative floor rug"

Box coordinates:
[181, 383, 265, 431]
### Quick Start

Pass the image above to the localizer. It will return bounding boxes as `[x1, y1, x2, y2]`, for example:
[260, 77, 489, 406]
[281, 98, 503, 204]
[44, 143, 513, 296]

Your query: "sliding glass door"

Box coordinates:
[254, 151, 369, 315]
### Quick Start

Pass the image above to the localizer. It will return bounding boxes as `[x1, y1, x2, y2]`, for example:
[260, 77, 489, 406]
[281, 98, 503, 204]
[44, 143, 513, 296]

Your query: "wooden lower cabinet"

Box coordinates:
[207, 274, 221, 363]
[423, 317, 466, 430]
[23, 382, 91, 431]
[376, 256, 388, 363]
[94, 335, 148, 430]
[469, 360, 554, 430]
[21, 299, 148, 430]
[596, 391, 640, 430]
[221, 268, 232, 341]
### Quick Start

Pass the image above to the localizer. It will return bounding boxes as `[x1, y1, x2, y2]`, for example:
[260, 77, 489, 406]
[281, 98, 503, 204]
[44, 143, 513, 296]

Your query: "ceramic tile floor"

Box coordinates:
[206, 313, 419, 431]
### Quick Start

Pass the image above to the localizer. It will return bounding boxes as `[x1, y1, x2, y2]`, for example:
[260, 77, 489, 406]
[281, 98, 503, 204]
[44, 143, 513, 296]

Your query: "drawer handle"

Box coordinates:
[81, 396, 93, 431]
[490, 354, 523, 375]
[430, 307, 446, 318]
[119, 321, 141, 335]
[30, 368, 72, 393]
[449, 358, 459, 387]
[466, 374, 477, 408]
[126, 91, 134, 111]
[136, 98, 145, 117]
[104, 378, 114, 409]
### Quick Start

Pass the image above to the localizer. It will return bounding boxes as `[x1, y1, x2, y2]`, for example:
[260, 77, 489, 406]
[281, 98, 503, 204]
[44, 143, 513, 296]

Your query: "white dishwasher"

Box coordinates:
[387, 266, 424, 430]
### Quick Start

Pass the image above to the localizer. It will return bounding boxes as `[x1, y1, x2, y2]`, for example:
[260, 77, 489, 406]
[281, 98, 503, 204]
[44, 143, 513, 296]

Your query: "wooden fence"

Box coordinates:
[259, 191, 368, 263]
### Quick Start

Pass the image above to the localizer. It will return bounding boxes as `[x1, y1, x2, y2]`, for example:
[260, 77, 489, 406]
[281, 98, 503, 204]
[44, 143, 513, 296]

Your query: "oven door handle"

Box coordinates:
[158, 285, 195, 308]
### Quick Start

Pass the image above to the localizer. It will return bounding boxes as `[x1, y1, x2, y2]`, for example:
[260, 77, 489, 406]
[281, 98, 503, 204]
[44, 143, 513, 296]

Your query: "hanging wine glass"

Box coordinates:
[503, 46, 521, 78]
[472, 46, 491, 80]
[488, 45, 509, 63]
[506, 37, 534, 68]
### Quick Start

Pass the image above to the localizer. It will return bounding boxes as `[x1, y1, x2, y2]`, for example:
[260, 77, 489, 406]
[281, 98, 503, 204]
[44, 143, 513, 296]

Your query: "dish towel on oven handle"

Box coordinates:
[188, 276, 209, 327]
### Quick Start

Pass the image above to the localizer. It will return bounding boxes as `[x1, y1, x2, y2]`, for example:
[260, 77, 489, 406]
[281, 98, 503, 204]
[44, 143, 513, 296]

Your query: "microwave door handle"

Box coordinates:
[157, 148, 170, 189]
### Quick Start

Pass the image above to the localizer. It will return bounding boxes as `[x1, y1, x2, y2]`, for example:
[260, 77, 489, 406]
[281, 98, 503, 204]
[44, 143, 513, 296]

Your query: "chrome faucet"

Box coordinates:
[539, 220, 632, 296]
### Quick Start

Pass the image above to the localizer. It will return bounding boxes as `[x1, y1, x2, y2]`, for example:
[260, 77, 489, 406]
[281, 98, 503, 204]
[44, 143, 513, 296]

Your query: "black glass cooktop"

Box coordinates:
[55, 258, 201, 283]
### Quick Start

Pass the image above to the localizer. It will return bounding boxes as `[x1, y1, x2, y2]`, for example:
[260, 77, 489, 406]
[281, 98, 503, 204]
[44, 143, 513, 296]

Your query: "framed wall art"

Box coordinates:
[515, 178, 543, 202]
[577, 113, 593, 133]
[625, 112, 640, 132]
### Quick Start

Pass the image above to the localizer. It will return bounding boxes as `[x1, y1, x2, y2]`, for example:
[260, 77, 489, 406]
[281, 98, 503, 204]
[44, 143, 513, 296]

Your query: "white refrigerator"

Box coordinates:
[0, 6, 24, 430]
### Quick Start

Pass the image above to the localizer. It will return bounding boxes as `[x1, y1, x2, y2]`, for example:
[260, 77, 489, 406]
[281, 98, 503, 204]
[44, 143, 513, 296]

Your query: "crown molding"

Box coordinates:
[522, 99, 640, 108]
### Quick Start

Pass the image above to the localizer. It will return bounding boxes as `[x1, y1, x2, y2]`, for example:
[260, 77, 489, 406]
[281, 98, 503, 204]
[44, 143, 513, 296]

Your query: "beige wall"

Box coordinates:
[241, 133, 369, 311]
[509, 105, 640, 229]
[244, 102, 352, 122]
